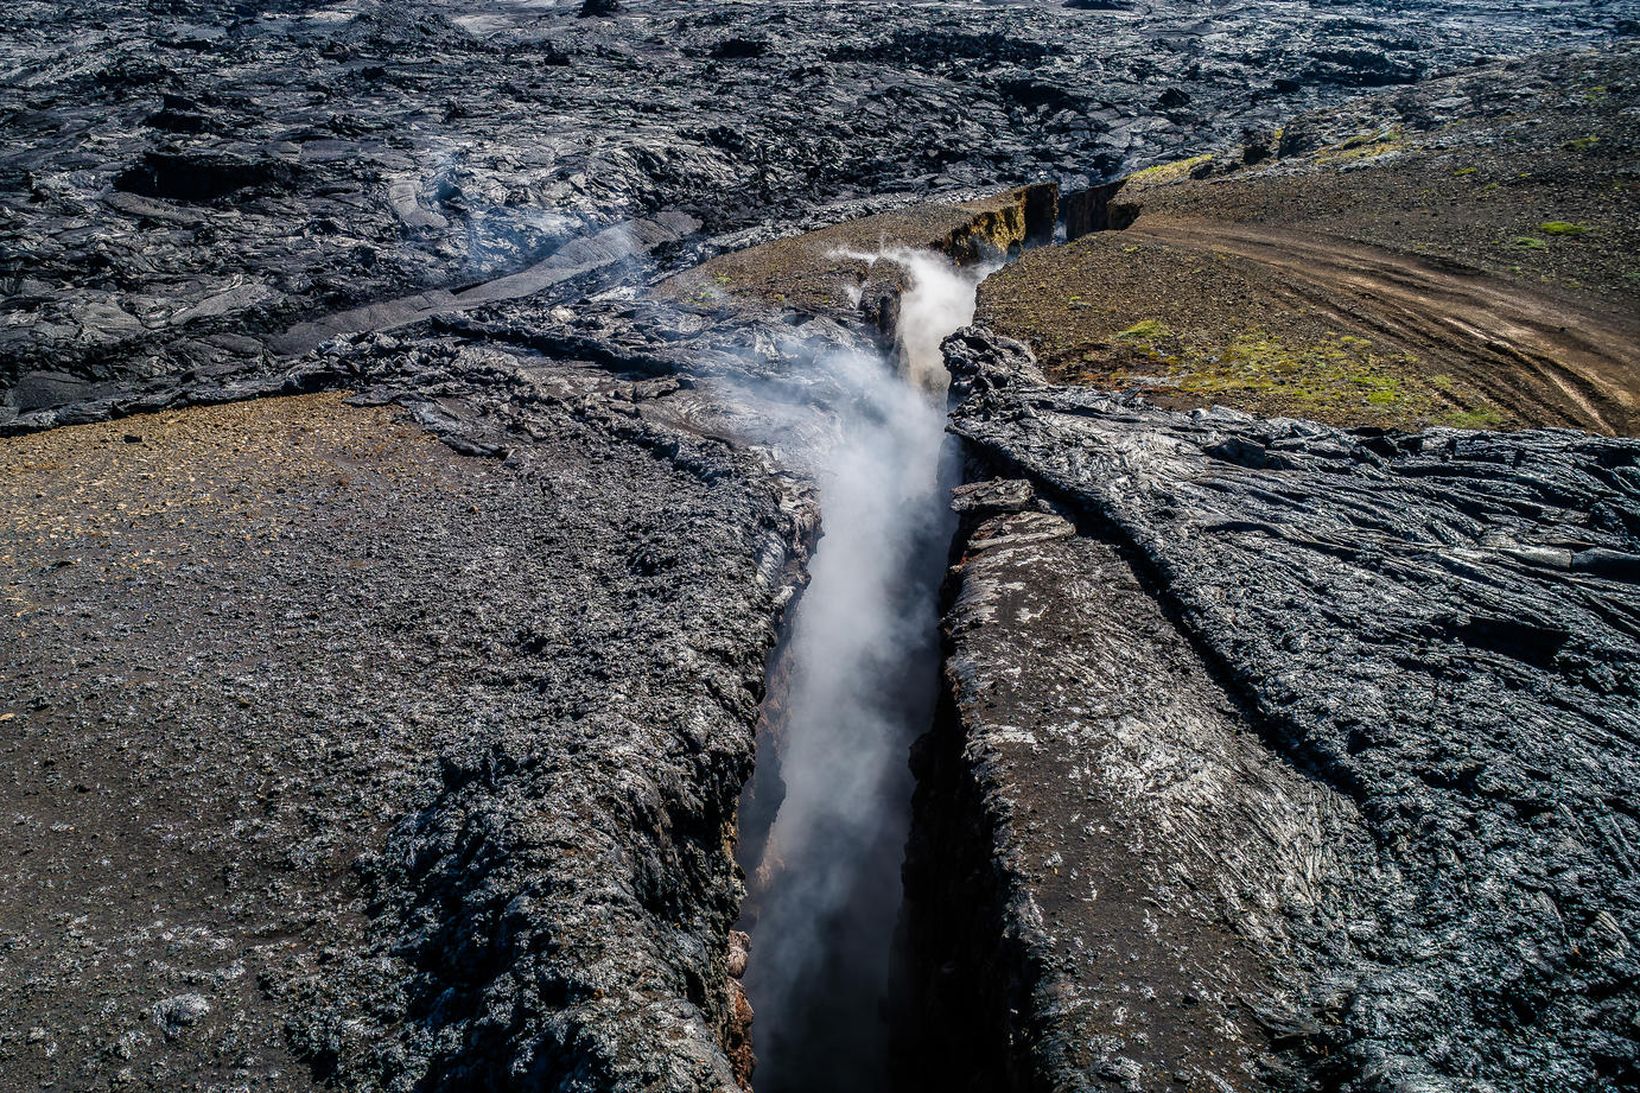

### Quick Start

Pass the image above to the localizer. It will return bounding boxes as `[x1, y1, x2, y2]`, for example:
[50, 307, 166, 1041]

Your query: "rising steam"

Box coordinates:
[738, 250, 991, 1091]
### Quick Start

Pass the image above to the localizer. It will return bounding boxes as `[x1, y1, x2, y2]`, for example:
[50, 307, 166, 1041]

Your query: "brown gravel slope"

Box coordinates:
[979, 48, 1640, 434]
[0, 395, 526, 1091]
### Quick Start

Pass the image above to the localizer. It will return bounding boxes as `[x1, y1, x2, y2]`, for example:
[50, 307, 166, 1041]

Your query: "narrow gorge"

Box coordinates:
[731, 249, 975, 1093]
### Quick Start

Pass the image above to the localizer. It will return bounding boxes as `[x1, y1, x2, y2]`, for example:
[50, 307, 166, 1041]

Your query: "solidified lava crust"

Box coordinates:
[923, 325, 1639, 1091]
[2, 0, 1628, 417]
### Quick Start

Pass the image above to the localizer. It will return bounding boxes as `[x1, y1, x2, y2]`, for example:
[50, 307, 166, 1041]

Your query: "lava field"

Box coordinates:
[2, 3, 1637, 1092]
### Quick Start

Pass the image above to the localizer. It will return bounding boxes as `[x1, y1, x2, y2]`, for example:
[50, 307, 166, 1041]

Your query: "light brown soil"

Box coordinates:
[658, 186, 1053, 315]
[0, 394, 530, 1091]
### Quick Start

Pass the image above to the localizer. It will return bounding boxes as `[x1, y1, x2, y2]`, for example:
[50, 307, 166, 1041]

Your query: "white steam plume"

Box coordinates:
[829, 246, 999, 392]
[739, 250, 991, 1090]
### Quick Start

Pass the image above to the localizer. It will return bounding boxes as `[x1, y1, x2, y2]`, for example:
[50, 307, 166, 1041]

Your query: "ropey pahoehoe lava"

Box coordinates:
[1, 4, 1637, 1093]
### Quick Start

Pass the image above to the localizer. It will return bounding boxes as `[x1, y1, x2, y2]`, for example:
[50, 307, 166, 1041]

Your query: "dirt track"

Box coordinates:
[979, 47, 1640, 435]
[1133, 215, 1640, 434]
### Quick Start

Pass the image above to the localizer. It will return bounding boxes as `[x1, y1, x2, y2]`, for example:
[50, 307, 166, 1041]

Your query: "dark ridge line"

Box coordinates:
[950, 430, 1374, 809]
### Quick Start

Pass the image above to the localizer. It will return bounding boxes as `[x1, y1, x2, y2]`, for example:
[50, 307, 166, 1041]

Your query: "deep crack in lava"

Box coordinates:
[734, 252, 991, 1092]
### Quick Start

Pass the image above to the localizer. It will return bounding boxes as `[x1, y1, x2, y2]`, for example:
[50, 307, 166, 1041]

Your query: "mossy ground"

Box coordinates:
[982, 49, 1637, 434]
[1314, 127, 1405, 165]
[1127, 154, 1214, 185]
[979, 237, 1521, 430]
[1067, 319, 1504, 429]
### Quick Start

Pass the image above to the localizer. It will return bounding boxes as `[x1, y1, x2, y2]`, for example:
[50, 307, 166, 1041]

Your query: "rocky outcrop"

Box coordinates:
[901, 475, 1371, 1091]
[0, 330, 820, 1090]
[930, 326, 1640, 1091]
[269, 212, 702, 357]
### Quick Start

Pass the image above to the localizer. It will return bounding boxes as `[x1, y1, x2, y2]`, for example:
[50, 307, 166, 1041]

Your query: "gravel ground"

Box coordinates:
[0, 380, 813, 1090]
[1, 393, 515, 1090]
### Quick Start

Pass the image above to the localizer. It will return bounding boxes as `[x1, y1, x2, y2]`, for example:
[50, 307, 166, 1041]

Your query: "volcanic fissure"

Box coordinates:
[732, 249, 995, 1092]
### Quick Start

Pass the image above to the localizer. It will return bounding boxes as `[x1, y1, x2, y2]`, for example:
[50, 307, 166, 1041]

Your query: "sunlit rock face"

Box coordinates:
[925, 325, 1640, 1093]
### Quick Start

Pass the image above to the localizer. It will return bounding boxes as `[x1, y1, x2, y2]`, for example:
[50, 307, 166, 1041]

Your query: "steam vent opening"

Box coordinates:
[733, 251, 994, 1093]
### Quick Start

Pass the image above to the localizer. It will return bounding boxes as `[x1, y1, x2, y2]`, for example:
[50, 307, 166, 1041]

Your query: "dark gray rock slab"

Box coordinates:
[902, 476, 1376, 1091]
[943, 325, 1640, 1091]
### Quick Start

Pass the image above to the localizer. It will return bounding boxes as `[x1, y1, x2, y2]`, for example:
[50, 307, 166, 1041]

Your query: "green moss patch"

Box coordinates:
[1127, 154, 1214, 186]
[1084, 326, 1510, 430]
[1114, 319, 1172, 341]
[1318, 128, 1405, 165]
[1443, 406, 1509, 429]
[1168, 331, 1420, 415]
